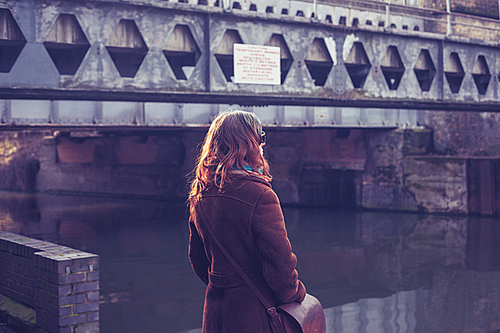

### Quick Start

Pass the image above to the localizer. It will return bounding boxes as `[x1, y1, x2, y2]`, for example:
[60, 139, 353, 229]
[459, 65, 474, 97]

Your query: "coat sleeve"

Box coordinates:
[188, 215, 210, 285]
[251, 189, 306, 304]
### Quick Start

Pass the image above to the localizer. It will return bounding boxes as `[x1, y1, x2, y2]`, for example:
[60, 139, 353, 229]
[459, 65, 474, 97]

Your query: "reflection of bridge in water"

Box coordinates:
[324, 276, 500, 333]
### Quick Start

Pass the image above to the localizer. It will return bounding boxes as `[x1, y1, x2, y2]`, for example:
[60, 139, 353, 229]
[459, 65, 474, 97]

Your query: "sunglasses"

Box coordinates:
[261, 131, 266, 146]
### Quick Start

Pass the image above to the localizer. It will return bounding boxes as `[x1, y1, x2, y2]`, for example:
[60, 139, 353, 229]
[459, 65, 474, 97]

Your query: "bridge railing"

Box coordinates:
[269, 0, 500, 42]
[141, 0, 500, 41]
[318, 0, 500, 41]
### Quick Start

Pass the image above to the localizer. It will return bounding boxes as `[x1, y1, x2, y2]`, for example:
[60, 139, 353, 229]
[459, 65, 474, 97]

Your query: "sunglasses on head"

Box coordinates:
[261, 131, 266, 146]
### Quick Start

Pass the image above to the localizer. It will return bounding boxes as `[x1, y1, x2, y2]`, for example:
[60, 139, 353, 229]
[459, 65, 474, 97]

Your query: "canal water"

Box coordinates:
[0, 191, 499, 333]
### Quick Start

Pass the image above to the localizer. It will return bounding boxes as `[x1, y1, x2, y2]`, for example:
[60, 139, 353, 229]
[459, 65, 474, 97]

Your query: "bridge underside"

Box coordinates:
[0, 100, 422, 129]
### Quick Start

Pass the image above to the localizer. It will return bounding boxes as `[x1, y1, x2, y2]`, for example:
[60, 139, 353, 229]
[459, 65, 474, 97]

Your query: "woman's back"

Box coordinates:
[190, 174, 306, 333]
[195, 175, 270, 275]
[188, 110, 305, 333]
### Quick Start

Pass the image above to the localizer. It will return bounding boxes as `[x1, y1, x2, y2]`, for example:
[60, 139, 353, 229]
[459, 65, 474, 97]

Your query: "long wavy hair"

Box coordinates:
[188, 110, 272, 206]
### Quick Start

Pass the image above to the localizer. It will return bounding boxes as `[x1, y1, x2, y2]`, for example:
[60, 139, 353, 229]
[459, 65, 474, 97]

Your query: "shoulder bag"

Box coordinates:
[196, 205, 326, 333]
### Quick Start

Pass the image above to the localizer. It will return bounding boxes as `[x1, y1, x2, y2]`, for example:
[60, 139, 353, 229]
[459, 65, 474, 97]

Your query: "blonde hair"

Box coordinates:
[188, 110, 271, 206]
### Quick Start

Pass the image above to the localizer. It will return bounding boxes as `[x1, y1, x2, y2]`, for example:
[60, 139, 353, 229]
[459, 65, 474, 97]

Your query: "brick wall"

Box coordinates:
[265, 128, 367, 205]
[426, 0, 499, 18]
[37, 132, 187, 200]
[0, 232, 99, 333]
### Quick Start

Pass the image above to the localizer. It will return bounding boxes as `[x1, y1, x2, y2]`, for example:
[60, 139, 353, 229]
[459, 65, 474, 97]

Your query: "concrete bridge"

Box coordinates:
[0, 0, 499, 216]
[0, 0, 499, 131]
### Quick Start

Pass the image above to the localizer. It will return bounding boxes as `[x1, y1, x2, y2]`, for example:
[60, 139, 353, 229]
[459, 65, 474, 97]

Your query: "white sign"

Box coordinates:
[233, 44, 281, 85]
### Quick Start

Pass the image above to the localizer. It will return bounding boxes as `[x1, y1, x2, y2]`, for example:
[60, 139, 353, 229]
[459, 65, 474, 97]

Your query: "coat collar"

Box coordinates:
[229, 170, 272, 188]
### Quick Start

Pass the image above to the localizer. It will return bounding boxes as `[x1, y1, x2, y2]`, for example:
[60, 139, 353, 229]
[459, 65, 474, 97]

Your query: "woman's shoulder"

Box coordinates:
[201, 174, 273, 206]
[233, 173, 272, 191]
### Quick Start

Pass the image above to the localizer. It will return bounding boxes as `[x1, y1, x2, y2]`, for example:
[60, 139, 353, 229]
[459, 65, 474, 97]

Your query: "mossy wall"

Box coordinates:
[0, 132, 48, 192]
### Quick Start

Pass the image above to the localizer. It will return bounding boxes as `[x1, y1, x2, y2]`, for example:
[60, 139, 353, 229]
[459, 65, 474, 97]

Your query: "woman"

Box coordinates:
[188, 109, 306, 333]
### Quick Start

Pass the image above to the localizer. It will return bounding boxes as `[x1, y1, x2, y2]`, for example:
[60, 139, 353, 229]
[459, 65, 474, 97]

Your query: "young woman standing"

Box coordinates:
[188, 110, 306, 333]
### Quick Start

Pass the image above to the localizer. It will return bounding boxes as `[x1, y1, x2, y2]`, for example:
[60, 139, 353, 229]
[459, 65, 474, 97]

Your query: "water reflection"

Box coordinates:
[325, 290, 420, 332]
[324, 268, 500, 333]
[0, 192, 499, 332]
[286, 209, 468, 307]
[466, 216, 500, 272]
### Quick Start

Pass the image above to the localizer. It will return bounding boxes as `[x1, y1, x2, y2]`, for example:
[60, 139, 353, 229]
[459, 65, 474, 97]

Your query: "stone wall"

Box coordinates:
[2, 121, 499, 214]
[361, 128, 433, 212]
[425, 0, 499, 18]
[34, 128, 368, 206]
[403, 157, 468, 214]
[0, 232, 99, 333]
[426, 111, 500, 157]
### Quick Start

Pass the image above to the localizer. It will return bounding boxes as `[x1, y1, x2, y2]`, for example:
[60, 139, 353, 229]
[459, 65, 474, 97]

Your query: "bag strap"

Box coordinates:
[196, 203, 286, 333]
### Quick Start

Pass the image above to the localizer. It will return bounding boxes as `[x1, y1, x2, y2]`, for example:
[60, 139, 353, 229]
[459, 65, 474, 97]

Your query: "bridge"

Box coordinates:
[0, 0, 498, 216]
[0, 0, 499, 130]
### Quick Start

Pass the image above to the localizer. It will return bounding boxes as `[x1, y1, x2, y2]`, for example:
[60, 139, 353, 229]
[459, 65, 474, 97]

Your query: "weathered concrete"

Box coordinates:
[33, 128, 368, 204]
[404, 157, 468, 214]
[361, 129, 427, 212]
[360, 124, 500, 215]
[0, 1, 499, 111]
[358, 125, 500, 215]
[266, 128, 367, 206]
[37, 127, 432, 214]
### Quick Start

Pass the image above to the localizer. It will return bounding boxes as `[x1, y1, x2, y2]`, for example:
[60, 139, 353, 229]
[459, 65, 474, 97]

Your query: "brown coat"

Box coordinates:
[189, 174, 306, 333]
